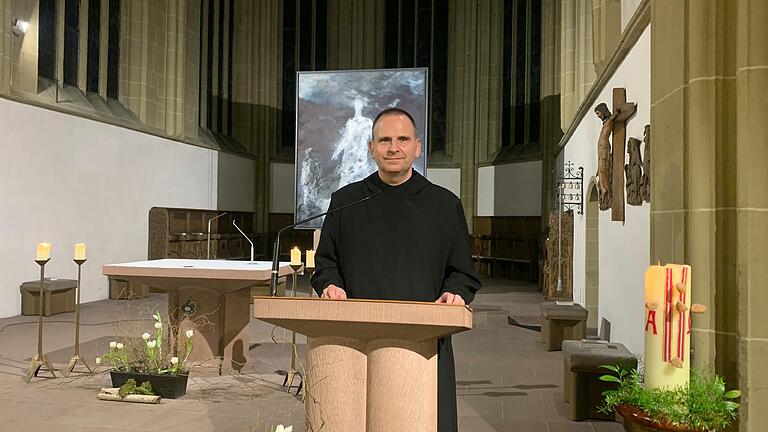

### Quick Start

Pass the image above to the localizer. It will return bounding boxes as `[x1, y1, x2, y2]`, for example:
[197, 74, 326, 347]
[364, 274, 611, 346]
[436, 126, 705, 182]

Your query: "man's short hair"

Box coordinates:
[371, 108, 418, 140]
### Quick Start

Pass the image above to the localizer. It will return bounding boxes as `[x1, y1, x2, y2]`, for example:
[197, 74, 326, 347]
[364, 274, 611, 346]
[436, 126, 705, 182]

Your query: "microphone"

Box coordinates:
[269, 191, 380, 296]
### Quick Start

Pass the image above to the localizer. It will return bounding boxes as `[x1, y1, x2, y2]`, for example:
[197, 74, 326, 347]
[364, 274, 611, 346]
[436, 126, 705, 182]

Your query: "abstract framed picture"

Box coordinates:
[294, 68, 429, 229]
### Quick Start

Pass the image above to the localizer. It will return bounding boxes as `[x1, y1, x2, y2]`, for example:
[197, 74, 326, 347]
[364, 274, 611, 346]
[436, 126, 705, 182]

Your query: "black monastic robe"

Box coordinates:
[310, 170, 481, 432]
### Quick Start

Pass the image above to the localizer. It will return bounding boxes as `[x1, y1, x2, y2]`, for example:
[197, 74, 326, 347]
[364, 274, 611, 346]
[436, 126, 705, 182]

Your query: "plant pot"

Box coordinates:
[110, 370, 188, 399]
[616, 405, 699, 432]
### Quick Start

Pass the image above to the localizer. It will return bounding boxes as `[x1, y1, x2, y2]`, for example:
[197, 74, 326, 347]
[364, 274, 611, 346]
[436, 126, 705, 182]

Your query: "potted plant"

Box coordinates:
[599, 365, 741, 432]
[96, 311, 195, 399]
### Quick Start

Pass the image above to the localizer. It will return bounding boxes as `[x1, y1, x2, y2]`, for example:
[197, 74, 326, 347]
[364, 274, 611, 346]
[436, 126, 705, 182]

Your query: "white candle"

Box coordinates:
[36, 242, 51, 260]
[74, 243, 86, 260]
[306, 250, 315, 268]
[290, 247, 302, 266]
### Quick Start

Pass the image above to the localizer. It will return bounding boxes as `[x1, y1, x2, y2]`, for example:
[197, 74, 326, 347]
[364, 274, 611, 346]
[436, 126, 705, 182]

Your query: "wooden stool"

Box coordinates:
[562, 340, 637, 421]
[540, 302, 587, 351]
[20, 278, 76, 316]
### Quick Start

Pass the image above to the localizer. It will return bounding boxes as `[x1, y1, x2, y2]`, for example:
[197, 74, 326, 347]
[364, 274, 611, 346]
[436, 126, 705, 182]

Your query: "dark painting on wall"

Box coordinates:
[295, 68, 428, 229]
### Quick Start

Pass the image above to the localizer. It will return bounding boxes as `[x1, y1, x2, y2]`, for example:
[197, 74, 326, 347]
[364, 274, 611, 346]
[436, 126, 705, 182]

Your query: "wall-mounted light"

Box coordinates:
[12, 18, 29, 36]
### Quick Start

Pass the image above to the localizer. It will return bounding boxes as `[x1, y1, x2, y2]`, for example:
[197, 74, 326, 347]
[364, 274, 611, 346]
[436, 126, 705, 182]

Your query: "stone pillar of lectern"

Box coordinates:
[252, 297, 473, 432]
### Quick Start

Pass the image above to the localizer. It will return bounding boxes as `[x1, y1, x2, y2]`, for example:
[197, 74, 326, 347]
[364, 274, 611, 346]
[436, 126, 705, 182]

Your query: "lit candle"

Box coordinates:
[74, 243, 86, 260]
[36, 242, 51, 260]
[290, 247, 302, 266]
[306, 250, 315, 268]
[644, 263, 691, 389]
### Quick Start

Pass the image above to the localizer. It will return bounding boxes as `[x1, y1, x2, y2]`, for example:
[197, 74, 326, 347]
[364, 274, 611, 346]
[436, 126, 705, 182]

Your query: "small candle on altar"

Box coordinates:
[306, 250, 315, 268]
[36, 242, 51, 260]
[74, 243, 86, 260]
[290, 247, 302, 266]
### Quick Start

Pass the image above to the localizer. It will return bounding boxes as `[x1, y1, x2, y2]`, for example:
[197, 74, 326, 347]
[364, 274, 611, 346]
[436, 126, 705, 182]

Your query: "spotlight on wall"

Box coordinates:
[12, 18, 29, 36]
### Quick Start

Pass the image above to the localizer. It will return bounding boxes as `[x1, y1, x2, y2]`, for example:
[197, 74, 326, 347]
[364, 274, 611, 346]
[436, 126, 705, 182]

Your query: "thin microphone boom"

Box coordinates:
[233, 220, 255, 262]
[269, 191, 380, 296]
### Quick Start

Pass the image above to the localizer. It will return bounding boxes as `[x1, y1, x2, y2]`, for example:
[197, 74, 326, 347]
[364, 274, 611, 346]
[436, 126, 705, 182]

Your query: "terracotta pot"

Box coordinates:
[616, 405, 699, 432]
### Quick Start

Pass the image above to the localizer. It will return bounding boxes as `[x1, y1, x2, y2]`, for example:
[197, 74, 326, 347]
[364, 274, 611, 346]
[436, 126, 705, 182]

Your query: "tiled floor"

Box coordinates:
[0, 278, 622, 431]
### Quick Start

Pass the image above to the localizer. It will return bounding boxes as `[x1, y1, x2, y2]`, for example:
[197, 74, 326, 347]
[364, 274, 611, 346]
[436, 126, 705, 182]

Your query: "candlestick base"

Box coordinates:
[24, 353, 56, 382]
[305, 268, 315, 297]
[282, 367, 303, 395]
[65, 355, 92, 376]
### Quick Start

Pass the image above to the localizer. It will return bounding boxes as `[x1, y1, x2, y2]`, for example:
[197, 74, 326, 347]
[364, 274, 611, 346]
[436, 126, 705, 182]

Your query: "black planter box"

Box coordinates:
[110, 371, 188, 399]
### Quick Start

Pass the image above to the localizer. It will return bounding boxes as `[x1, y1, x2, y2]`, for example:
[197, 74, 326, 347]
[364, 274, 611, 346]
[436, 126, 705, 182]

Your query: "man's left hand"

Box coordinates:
[436, 292, 465, 305]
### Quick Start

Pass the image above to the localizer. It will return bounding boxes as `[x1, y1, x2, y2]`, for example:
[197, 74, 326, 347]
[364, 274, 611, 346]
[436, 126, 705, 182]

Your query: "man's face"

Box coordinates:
[368, 114, 422, 176]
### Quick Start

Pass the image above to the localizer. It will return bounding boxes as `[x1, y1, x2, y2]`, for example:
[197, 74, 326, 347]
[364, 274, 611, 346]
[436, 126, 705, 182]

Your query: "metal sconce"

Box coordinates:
[558, 162, 584, 214]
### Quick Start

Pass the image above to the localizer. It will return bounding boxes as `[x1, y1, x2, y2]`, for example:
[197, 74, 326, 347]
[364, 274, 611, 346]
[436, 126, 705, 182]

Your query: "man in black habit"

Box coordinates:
[310, 107, 481, 432]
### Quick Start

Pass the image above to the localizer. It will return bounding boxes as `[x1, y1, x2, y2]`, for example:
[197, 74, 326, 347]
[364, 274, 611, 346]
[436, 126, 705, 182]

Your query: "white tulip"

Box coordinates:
[116, 343, 124, 350]
[171, 357, 179, 365]
[95, 357, 102, 364]
[154, 322, 162, 329]
[109, 341, 117, 348]
[152, 313, 160, 321]
[142, 332, 151, 340]
[275, 426, 293, 432]
[147, 340, 157, 349]
[185, 329, 194, 338]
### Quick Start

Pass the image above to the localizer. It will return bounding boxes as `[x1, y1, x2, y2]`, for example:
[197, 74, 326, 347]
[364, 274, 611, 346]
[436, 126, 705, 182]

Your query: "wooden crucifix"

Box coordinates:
[611, 88, 636, 222]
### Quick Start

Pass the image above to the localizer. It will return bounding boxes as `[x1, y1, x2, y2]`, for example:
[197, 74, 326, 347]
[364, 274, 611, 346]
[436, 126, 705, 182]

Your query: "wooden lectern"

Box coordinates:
[252, 296, 473, 432]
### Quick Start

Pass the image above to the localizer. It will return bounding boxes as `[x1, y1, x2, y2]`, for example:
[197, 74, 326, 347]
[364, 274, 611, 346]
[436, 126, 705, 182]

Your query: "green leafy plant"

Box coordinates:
[599, 365, 741, 431]
[95, 310, 196, 376]
[117, 379, 155, 398]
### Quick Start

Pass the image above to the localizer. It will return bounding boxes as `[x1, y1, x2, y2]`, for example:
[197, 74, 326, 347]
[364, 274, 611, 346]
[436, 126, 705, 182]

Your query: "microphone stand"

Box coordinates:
[207, 212, 228, 259]
[232, 220, 255, 263]
[269, 192, 379, 296]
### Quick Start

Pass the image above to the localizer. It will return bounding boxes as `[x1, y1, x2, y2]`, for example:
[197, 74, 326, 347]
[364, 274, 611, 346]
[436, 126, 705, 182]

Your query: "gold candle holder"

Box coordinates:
[25, 258, 57, 382]
[283, 263, 303, 393]
[66, 258, 92, 376]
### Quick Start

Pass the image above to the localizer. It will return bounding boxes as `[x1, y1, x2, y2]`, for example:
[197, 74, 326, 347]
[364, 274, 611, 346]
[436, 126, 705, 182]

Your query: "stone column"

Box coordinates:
[0, 0, 11, 95]
[540, 0, 562, 230]
[590, 0, 620, 76]
[326, 0, 385, 69]
[445, 0, 504, 230]
[9, 0, 39, 94]
[559, 0, 595, 131]
[98, 0, 108, 98]
[119, 0, 192, 138]
[650, 1, 768, 430]
[231, 0, 282, 232]
[77, 0, 88, 91]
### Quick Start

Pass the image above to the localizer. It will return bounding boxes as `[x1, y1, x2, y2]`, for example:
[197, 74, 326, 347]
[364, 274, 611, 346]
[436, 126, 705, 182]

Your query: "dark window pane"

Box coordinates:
[87, 0, 101, 93]
[384, 0, 399, 68]
[315, 0, 327, 70]
[400, 0, 415, 67]
[38, 0, 56, 80]
[63, 0, 81, 87]
[514, 0, 527, 145]
[298, 0, 312, 71]
[107, 0, 119, 98]
[529, 0, 541, 145]
[416, 0, 431, 68]
[282, 0, 297, 153]
[431, 0, 448, 153]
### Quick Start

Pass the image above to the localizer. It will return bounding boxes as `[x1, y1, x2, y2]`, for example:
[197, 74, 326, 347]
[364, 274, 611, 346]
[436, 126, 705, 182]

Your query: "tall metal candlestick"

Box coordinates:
[282, 263, 303, 393]
[25, 259, 57, 382]
[66, 258, 92, 376]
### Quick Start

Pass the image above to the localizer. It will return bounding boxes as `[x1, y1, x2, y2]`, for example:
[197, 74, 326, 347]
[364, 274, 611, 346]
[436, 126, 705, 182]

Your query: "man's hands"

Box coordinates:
[321, 284, 348, 299]
[436, 292, 465, 305]
[321, 286, 465, 305]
